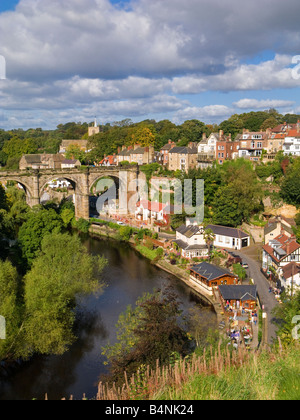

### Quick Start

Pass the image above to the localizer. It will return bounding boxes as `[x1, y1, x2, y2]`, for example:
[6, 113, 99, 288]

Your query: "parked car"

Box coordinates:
[117, 221, 126, 226]
[241, 262, 249, 269]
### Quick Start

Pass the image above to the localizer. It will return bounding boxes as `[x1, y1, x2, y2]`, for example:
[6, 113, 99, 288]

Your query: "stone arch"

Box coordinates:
[0, 177, 34, 206]
[38, 175, 81, 197]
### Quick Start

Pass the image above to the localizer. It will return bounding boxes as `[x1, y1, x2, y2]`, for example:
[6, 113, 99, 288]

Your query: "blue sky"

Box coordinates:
[0, 0, 300, 130]
[0, 0, 19, 12]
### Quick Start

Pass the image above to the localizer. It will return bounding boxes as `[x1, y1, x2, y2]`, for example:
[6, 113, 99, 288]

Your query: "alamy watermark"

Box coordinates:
[95, 172, 204, 224]
[0, 315, 6, 340]
[292, 315, 300, 340]
[0, 55, 6, 80]
[292, 55, 300, 80]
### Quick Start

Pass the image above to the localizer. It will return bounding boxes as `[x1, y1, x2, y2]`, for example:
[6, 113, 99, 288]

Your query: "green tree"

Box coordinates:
[203, 228, 215, 257]
[119, 226, 133, 241]
[60, 208, 75, 228]
[18, 208, 64, 267]
[22, 232, 107, 356]
[103, 288, 190, 384]
[280, 159, 300, 206]
[272, 291, 300, 345]
[0, 260, 22, 361]
[213, 161, 263, 227]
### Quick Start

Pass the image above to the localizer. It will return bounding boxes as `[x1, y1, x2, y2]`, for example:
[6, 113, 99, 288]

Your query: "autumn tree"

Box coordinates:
[126, 126, 156, 147]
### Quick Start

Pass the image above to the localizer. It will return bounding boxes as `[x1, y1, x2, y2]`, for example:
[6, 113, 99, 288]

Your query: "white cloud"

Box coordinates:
[173, 105, 233, 124]
[1, 0, 300, 129]
[234, 98, 296, 110]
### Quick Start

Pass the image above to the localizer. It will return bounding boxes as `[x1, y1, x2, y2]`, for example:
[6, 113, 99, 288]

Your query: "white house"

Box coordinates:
[135, 200, 167, 222]
[278, 262, 300, 294]
[206, 224, 250, 250]
[61, 159, 81, 169]
[197, 133, 218, 169]
[283, 130, 300, 156]
[175, 223, 210, 260]
[262, 234, 300, 271]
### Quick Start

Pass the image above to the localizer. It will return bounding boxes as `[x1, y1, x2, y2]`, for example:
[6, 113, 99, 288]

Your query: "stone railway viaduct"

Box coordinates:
[0, 166, 141, 220]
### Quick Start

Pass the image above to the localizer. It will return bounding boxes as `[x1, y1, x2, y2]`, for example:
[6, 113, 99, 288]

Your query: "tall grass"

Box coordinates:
[95, 341, 300, 401]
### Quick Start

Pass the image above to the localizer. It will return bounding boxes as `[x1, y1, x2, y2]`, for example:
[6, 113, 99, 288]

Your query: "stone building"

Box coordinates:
[19, 154, 81, 170]
[168, 143, 198, 172]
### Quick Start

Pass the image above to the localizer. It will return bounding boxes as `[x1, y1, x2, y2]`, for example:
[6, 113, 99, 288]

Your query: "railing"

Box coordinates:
[197, 154, 215, 162]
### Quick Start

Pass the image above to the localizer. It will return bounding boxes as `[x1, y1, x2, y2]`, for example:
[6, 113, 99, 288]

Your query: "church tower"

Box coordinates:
[88, 118, 100, 136]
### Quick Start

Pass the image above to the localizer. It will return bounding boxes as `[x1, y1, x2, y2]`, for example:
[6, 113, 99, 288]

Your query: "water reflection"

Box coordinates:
[0, 237, 216, 400]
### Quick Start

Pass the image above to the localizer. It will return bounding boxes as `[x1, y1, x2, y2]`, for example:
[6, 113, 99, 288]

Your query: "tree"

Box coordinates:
[18, 208, 64, 267]
[0, 260, 22, 361]
[103, 288, 190, 384]
[119, 226, 133, 241]
[22, 232, 107, 357]
[126, 126, 156, 147]
[212, 161, 263, 227]
[65, 145, 86, 163]
[280, 159, 300, 206]
[203, 228, 215, 257]
[272, 290, 300, 345]
[60, 208, 75, 228]
[233, 263, 247, 282]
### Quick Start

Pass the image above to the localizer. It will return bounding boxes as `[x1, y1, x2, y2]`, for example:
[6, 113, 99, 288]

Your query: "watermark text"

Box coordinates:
[0, 315, 6, 340]
[0, 55, 6, 80]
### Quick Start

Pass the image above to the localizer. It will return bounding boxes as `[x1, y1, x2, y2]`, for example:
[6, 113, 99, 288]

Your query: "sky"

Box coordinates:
[0, 0, 300, 130]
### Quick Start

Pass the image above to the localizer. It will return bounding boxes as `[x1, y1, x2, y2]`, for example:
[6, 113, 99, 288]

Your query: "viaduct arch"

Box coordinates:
[0, 166, 141, 220]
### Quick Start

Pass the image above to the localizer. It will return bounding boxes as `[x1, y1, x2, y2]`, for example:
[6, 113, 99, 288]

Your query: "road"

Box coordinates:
[235, 248, 279, 345]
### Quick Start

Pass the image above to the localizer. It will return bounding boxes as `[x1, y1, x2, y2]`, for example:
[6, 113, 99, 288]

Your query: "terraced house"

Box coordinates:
[236, 129, 268, 161]
[262, 234, 300, 272]
[168, 143, 198, 172]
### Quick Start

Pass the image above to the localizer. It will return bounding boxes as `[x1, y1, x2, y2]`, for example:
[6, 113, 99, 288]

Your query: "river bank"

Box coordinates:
[89, 223, 223, 323]
[1, 234, 217, 400]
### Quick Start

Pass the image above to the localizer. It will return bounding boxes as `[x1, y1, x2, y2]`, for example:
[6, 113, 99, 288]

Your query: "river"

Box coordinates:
[0, 236, 217, 400]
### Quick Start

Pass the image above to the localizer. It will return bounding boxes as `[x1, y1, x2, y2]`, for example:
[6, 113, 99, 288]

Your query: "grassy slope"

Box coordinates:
[157, 345, 300, 401]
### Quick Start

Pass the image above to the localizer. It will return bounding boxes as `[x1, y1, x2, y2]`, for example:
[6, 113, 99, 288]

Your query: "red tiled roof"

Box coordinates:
[99, 155, 117, 165]
[282, 262, 300, 280]
[263, 244, 280, 263]
[286, 129, 300, 137]
[136, 200, 167, 213]
[263, 234, 300, 262]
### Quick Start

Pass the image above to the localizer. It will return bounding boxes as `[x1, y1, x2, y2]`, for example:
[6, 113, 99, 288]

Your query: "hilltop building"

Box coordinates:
[88, 118, 100, 137]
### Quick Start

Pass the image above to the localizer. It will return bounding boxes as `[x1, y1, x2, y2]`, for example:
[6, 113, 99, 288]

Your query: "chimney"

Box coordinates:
[118, 147, 121, 154]
[219, 130, 224, 138]
[168, 139, 172, 144]
[228, 133, 232, 141]
[202, 133, 207, 141]
[122, 145, 126, 151]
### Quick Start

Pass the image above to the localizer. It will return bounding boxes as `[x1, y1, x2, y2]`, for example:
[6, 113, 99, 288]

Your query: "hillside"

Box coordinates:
[96, 342, 300, 401]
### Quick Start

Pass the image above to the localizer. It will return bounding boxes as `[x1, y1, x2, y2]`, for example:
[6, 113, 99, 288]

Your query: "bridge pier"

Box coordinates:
[74, 193, 90, 220]
[28, 171, 41, 207]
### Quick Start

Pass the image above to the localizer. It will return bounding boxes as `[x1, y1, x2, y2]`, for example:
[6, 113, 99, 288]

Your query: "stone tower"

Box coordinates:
[88, 118, 100, 137]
